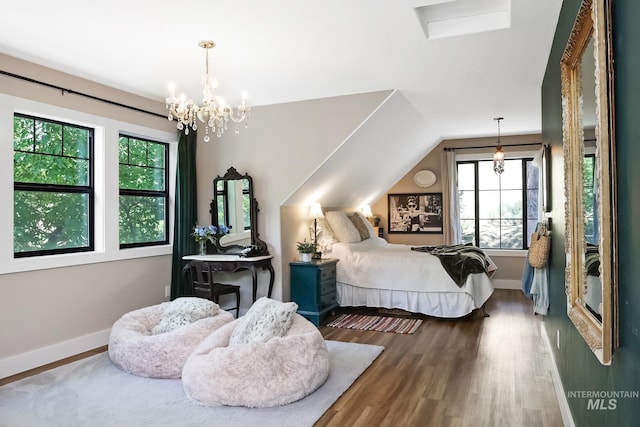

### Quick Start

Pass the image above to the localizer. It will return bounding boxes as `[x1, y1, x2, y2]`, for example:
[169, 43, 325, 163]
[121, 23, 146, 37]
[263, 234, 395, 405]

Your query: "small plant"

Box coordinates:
[296, 238, 316, 254]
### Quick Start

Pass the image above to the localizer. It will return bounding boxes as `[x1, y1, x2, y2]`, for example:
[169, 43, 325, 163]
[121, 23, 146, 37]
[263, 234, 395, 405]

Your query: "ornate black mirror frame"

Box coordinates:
[561, 0, 617, 365]
[208, 167, 269, 256]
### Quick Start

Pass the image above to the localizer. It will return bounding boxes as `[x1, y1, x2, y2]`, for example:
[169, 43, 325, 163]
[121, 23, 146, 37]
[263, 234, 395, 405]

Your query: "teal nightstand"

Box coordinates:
[290, 259, 339, 326]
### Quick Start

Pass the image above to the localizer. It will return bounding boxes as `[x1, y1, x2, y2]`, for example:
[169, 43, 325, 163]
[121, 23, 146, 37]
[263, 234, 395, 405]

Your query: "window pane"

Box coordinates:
[457, 163, 475, 190]
[458, 190, 475, 219]
[35, 121, 62, 155]
[460, 219, 476, 245]
[63, 126, 90, 158]
[526, 160, 539, 190]
[501, 189, 523, 219]
[13, 116, 34, 151]
[527, 189, 539, 220]
[478, 161, 500, 190]
[14, 190, 89, 252]
[479, 219, 501, 248]
[500, 160, 523, 190]
[500, 219, 524, 249]
[478, 190, 501, 218]
[119, 195, 166, 244]
[14, 152, 89, 185]
[479, 219, 523, 249]
[119, 164, 165, 191]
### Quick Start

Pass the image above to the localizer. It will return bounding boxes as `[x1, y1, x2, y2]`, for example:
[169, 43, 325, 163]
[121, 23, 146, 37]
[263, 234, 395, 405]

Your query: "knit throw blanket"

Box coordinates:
[411, 244, 489, 287]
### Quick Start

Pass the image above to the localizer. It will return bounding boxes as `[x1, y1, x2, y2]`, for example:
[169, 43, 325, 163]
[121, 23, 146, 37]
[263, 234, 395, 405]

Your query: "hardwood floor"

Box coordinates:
[1, 290, 563, 427]
[316, 289, 564, 427]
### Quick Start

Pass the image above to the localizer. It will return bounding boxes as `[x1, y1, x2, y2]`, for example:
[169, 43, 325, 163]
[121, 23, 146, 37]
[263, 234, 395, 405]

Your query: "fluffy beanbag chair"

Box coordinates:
[108, 298, 234, 378]
[182, 311, 330, 407]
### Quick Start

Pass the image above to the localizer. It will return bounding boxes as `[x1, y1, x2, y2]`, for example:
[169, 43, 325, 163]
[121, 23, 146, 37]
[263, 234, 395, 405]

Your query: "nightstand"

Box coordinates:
[289, 259, 339, 326]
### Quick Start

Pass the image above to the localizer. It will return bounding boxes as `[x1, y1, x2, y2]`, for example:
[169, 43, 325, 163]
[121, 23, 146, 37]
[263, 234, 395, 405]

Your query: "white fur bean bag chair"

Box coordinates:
[108, 298, 234, 379]
[182, 313, 330, 407]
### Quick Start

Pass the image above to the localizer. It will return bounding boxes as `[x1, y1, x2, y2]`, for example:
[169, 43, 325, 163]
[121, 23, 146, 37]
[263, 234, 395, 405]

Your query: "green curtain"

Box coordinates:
[170, 129, 198, 299]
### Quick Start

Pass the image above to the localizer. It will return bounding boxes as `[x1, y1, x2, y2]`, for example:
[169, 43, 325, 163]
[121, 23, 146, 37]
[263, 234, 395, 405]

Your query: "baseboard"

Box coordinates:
[541, 321, 575, 427]
[492, 279, 521, 290]
[0, 328, 110, 379]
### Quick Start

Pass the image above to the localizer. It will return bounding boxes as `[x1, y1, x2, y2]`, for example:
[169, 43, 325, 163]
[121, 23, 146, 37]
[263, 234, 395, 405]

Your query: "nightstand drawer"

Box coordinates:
[321, 290, 337, 308]
[320, 279, 336, 295]
[318, 265, 336, 282]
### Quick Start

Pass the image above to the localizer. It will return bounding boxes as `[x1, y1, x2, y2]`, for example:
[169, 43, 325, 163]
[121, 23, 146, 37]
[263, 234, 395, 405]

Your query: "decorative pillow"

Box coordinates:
[355, 211, 377, 239]
[325, 211, 361, 243]
[347, 212, 370, 240]
[151, 297, 219, 335]
[229, 297, 298, 345]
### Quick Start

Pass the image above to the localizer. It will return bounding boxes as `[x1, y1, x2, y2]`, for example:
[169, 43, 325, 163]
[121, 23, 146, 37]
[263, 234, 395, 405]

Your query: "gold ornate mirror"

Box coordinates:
[561, 0, 617, 365]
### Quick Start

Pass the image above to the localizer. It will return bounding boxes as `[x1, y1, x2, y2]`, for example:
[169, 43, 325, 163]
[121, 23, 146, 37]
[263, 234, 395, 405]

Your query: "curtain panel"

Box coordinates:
[170, 129, 198, 299]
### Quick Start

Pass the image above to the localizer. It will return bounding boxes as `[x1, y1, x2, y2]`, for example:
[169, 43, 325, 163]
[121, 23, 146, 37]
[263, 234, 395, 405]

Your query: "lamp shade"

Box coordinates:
[309, 203, 324, 219]
[361, 205, 373, 218]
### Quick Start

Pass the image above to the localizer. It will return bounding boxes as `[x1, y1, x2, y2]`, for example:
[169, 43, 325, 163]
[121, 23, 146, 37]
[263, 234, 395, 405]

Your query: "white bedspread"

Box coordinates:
[328, 238, 495, 316]
[330, 238, 492, 292]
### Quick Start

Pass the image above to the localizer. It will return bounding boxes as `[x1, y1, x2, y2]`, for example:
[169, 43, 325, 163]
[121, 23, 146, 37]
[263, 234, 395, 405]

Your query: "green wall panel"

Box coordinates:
[541, 0, 640, 425]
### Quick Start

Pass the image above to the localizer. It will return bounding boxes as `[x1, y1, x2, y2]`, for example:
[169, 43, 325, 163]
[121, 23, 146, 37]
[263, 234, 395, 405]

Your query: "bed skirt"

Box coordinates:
[336, 280, 494, 318]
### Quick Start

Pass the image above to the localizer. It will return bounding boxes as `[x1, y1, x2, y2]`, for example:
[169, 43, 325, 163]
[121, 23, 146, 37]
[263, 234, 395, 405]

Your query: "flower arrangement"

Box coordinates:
[296, 238, 317, 254]
[192, 224, 230, 255]
[192, 224, 230, 243]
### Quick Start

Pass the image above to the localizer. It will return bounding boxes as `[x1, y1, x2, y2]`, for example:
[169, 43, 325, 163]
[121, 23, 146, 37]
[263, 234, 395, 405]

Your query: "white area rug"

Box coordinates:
[0, 340, 383, 427]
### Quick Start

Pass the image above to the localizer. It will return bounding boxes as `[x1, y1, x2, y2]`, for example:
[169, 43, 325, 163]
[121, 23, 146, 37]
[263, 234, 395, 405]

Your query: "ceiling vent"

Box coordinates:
[414, 0, 511, 40]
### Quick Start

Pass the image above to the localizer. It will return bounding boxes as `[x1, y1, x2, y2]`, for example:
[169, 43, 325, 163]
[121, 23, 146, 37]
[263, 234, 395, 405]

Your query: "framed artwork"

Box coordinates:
[388, 192, 443, 234]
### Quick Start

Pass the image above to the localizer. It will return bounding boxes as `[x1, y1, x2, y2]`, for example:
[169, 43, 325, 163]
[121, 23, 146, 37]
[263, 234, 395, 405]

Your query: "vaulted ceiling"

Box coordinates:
[0, 0, 562, 141]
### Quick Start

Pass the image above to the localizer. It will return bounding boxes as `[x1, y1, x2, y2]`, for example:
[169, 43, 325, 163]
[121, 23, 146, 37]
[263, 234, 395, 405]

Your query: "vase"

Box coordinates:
[198, 240, 207, 256]
[299, 252, 312, 262]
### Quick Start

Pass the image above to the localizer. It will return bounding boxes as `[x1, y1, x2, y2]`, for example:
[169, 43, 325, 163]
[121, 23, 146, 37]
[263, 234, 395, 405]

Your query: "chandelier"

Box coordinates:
[493, 117, 505, 174]
[165, 41, 250, 142]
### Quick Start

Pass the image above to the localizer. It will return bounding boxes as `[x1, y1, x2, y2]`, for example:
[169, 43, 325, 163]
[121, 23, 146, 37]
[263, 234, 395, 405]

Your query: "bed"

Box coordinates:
[319, 211, 496, 318]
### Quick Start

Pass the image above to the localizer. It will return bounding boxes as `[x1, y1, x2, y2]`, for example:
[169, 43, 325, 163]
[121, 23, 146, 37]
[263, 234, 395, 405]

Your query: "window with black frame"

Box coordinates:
[118, 135, 169, 248]
[13, 113, 94, 257]
[457, 158, 539, 249]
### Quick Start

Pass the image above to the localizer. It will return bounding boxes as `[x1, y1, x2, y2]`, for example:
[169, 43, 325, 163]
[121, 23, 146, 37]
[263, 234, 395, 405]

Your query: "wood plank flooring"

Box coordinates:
[316, 289, 563, 427]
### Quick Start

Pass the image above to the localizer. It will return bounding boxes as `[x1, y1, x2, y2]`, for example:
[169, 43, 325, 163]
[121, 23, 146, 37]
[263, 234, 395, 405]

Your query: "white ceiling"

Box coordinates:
[0, 0, 562, 139]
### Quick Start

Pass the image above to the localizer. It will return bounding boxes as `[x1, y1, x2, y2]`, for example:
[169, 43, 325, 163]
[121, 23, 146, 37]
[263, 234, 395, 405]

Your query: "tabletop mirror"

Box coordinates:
[209, 167, 269, 256]
[561, 0, 617, 365]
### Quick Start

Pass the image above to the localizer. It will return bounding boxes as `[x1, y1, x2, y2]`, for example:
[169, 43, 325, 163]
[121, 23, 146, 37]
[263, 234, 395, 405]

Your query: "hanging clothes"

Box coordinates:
[522, 221, 550, 315]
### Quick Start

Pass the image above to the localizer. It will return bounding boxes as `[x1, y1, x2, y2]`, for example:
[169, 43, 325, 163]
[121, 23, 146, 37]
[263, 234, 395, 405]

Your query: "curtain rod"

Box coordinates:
[0, 69, 167, 120]
[444, 142, 543, 151]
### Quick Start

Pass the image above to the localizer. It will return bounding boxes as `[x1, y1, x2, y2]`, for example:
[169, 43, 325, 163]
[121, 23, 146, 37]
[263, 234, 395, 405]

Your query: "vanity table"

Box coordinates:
[182, 254, 274, 303]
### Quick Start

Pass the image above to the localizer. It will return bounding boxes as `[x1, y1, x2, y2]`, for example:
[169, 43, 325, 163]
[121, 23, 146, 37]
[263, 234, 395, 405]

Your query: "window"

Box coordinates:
[118, 135, 169, 248]
[583, 154, 596, 244]
[457, 158, 539, 250]
[13, 114, 94, 257]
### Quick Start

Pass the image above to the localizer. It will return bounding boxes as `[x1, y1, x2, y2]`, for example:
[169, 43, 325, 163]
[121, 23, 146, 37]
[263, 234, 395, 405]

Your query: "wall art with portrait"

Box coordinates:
[388, 192, 443, 234]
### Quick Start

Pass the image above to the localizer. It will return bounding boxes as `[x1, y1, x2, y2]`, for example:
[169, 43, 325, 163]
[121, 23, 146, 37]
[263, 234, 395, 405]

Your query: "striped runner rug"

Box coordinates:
[327, 314, 422, 334]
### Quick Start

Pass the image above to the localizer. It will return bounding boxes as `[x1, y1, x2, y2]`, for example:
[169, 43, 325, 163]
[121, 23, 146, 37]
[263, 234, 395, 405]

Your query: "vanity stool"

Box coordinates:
[188, 261, 241, 318]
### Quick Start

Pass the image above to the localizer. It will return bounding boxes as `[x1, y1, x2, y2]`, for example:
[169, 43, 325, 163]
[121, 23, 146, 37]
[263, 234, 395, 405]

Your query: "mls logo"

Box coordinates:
[587, 398, 617, 410]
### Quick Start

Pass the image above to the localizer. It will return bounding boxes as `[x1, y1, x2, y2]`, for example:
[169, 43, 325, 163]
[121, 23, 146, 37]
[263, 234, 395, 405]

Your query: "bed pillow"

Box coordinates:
[151, 297, 219, 335]
[313, 217, 339, 252]
[325, 211, 361, 243]
[229, 297, 298, 345]
[347, 212, 370, 240]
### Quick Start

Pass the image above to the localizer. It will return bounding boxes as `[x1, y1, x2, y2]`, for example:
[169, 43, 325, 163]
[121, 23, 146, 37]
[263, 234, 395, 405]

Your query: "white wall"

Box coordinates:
[194, 91, 392, 309]
[0, 54, 177, 378]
